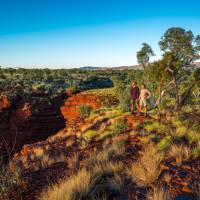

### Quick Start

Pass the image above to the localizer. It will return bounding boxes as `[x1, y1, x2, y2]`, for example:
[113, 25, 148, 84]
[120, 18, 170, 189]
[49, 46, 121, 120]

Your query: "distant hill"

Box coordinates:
[79, 66, 102, 70]
[79, 65, 142, 71]
[79, 62, 200, 71]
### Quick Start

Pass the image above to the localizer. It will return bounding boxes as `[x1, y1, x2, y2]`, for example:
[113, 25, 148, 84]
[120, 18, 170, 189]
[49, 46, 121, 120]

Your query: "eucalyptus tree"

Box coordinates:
[159, 27, 200, 110]
[137, 43, 155, 69]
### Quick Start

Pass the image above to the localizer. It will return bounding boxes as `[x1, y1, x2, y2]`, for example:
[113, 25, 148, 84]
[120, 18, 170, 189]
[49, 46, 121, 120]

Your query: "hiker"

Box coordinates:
[130, 81, 140, 115]
[138, 83, 151, 117]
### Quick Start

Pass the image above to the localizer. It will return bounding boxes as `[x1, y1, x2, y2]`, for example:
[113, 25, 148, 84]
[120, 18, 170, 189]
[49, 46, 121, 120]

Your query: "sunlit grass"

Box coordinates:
[168, 144, 190, 166]
[146, 187, 171, 200]
[127, 144, 163, 187]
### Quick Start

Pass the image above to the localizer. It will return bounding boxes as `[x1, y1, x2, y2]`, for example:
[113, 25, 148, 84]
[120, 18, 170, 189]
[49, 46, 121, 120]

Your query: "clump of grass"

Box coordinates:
[67, 153, 80, 173]
[83, 130, 97, 141]
[34, 147, 44, 159]
[190, 142, 200, 159]
[100, 130, 113, 140]
[175, 126, 187, 138]
[186, 130, 200, 144]
[162, 173, 172, 185]
[127, 144, 163, 187]
[40, 154, 54, 169]
[171, 117, 182, 128]
[168, 144, 190, 166]
[110, 118, 127, 136]
[92, 161, 125, 196]
[144, 121, 169, 134]
[157, 136, 173, 151]
[40, 159, 125, 200]
[79, 104, 93, 118]
[110, 136, 127, 157]
[101, 118, 127, 139]
[190, 122, 200, 132]
[65, 138, 75, 148]
[146, 187, 171, 200]
[39, 168, 93, 200]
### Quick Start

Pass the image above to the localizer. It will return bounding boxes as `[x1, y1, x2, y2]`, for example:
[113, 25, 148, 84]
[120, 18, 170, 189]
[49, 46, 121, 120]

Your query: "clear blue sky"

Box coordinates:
[0, 0, 200, 68]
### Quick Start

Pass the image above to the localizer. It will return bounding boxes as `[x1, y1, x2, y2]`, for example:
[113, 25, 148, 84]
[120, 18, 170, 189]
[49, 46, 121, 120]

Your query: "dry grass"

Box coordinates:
[34, 147, 44, 158]
[39, 160, 124, 200]
[67, 153, 80, 172]
[127, 144, 163, 187]
[110, 136, 127, 157]
[192, 183, 200, 200]
[191, 141, 200, 159]
[175, 126, 187, 138]
[39, 168, 93, 200]
[146, 187, 171, 200]
[168, 144, 190, 166]
[162, 173, 172, 185]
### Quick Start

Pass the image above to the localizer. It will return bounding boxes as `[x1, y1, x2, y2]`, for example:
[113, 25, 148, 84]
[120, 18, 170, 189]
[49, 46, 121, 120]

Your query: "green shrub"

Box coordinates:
[78, 105, 93, 118]
[112, 76, 130, 113]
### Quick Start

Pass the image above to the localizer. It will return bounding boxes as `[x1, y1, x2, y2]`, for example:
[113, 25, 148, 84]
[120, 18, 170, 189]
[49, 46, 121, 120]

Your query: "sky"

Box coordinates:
[0, 0, 200, 68]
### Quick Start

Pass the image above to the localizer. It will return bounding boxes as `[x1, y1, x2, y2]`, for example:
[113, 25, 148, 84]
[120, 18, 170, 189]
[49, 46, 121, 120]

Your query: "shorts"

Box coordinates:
[139, 99, 147, 107]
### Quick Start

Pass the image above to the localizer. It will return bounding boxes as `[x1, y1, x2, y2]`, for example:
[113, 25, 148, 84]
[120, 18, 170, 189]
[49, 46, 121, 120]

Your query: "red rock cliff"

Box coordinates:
[0, 93, 66, 158]
[60, 92, 117, 127]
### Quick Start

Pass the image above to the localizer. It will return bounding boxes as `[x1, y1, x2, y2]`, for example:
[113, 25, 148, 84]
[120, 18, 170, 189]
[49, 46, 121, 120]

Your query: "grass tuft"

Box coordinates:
[146, 187, 171, 200]
[168, 144, 190, 166]
[127, 144, 163, 187]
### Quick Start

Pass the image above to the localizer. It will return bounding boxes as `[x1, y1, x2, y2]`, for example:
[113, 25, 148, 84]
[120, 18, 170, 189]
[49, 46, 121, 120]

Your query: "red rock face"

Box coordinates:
[60, 93, 103, 127]
[0, 95, 11, 111]
[0, 93, 66, 159]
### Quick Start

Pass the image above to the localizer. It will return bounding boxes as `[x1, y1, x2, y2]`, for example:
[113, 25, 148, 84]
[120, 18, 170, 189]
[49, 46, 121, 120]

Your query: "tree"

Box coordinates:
[144, 59, 169, 113]
[112, 76, 130, 113]
[137, 43, 154, 68]
[159, 27, 200, 110]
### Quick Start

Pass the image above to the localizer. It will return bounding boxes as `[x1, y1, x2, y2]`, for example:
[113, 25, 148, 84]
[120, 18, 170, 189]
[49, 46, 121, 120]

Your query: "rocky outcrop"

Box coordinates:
[61, 93, 102, 127]
[60, 93, 117, 127]
[0, 93, 66, 159]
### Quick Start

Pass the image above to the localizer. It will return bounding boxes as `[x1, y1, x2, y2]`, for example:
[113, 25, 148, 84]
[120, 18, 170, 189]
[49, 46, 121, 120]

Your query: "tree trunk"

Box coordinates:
[157, 77, 165, 114]
[167, 67, 180, 111]
[172, 73, 180, 111]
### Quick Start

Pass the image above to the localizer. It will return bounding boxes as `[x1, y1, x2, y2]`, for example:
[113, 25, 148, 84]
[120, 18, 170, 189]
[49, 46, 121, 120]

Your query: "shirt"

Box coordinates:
[130, 86, 140, 100]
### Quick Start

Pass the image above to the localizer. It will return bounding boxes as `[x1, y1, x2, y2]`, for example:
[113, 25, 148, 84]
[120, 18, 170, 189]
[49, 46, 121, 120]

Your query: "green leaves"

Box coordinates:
[137, 43, 155, 68]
